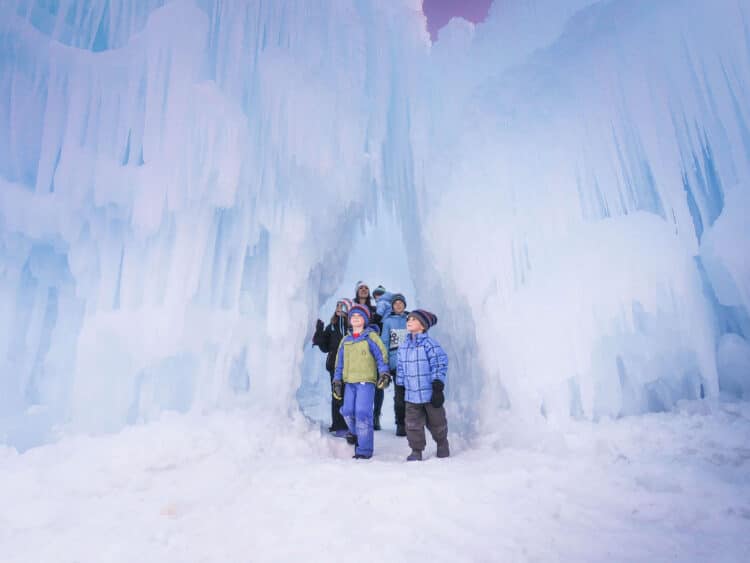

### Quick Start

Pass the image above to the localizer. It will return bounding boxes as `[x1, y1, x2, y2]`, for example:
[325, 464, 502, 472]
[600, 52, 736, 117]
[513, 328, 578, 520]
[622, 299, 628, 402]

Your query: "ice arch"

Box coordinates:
[296, 200, 418, 428]
[1, 0, 749, 450]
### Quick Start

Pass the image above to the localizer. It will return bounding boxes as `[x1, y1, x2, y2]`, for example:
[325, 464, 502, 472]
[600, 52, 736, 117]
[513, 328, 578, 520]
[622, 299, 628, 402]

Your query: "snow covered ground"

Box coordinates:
[2, 397, 749, 563]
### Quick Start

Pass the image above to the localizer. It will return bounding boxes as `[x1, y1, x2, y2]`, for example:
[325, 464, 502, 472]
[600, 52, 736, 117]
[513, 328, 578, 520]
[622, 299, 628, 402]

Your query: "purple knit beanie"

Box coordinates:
[348, 304, 371, 324]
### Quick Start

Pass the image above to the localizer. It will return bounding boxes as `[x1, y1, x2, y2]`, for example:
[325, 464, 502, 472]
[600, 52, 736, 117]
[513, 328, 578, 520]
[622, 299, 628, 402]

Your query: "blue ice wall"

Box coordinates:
[1, 0, 749, 448]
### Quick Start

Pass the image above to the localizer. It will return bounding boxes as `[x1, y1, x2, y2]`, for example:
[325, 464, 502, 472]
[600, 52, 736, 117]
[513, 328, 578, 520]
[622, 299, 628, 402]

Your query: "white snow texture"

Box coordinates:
[1, 0, 750, 452]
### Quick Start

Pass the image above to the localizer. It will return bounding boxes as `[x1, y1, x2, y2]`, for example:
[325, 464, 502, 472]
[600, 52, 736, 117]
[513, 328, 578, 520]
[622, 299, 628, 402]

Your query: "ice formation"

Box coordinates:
[1, 0, 749, 449]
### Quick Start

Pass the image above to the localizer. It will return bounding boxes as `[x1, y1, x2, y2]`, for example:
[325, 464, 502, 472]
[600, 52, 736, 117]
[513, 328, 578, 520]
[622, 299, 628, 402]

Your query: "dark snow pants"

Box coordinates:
[374, 387, 384, 420]
[328, 371, 347, 431]
[405, 401, 448, 453]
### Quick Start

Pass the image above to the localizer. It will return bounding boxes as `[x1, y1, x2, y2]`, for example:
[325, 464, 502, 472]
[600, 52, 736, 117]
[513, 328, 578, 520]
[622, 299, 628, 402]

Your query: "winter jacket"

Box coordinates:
[374, 291, 394, 319]
[334, 327, 389, 384]
[396, 332, 448, 404]
[313, 316, 348, 373]
[380, 309, 408, 371]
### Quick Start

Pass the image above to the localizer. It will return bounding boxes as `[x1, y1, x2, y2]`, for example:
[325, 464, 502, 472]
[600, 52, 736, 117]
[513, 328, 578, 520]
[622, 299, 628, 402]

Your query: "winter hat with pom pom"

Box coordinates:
[336, 298, 353, 313]
[391, 293, 407, 308]
[408, 309, 437, 331]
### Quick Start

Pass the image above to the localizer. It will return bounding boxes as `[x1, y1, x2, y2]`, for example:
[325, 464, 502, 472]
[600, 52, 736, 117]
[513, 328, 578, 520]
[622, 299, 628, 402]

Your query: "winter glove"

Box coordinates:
[312, 319, 325, 346]
[376, 373, 391, 390]
[430, 380, 445, 408]
[332, 380, 343, 401]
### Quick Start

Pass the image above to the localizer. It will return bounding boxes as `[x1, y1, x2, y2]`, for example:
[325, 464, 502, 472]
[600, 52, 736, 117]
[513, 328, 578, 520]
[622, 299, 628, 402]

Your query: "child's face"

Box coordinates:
[406, 316, 424, 334]
[350, 314, 365, 331]
[393, 300, 405, 314]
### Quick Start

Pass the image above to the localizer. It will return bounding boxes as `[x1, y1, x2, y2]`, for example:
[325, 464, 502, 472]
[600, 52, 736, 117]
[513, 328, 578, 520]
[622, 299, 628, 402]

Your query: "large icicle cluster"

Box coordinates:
[407, 0, 750, 429]
[1, 0, 748, 449]
[0, 0, 427, 448]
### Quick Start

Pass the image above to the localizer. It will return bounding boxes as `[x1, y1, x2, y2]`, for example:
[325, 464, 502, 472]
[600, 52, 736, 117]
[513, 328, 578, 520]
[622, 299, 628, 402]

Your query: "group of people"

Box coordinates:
[312, 281, 450, 461]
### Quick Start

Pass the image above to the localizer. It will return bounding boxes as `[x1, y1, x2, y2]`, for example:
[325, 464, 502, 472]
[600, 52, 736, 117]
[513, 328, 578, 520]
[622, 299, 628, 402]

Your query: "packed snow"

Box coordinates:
[1, 399, 749, 562]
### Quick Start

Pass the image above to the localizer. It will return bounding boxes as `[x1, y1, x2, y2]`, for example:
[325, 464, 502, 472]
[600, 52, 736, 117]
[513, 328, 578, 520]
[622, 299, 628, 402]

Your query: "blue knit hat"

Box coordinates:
[391, 293, 407, 308]
[408, 309, 437, 330]
[349, 304, 371, 323]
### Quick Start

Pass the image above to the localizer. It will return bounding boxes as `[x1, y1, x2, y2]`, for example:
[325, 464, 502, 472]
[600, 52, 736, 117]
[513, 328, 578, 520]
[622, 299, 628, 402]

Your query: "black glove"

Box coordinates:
[332, 380, 343, 401]
[430, 380, 445, 408]
[315, 319, 324, 333]
[376, 373, 391, 390]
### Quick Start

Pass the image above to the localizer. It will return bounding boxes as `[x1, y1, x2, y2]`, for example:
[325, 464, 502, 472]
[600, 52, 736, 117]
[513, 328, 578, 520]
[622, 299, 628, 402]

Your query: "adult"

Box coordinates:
[312, 298, 352, 436]
[353, 281, 376, 317]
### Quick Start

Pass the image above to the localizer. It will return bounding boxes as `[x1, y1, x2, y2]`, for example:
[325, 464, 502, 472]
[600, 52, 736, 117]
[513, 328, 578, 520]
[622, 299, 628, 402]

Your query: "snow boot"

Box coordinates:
[395, 424, 406, 437]
[436, 443, 450, 458]
[334, 429, 349, 438]
[353, 454, 372, 460]
[406, 450, 422, 462]
[373, 414, 381, 431]
[346, 433, 358, 446]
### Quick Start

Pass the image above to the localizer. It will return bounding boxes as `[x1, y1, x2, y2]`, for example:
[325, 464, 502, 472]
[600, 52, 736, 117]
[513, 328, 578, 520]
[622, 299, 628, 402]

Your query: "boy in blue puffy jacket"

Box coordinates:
[396, 309, 449, 461]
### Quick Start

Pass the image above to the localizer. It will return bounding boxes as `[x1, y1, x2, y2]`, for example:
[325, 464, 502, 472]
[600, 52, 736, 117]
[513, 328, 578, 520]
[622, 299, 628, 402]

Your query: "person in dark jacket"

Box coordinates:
[313, 298, 352, 436]
[353, 281, 376, 317]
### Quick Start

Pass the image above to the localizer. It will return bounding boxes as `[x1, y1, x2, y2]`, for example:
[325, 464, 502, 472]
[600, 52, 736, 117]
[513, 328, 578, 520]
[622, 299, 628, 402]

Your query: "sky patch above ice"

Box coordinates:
[422, 0, 494, 40]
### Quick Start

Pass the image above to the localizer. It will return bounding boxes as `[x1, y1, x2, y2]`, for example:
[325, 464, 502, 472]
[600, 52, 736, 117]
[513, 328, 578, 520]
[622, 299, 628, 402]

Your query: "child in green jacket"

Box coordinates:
[333, 304, 390, 459]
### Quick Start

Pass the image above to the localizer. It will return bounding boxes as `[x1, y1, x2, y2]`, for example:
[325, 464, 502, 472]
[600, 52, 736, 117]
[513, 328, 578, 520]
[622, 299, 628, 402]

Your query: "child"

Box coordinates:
[312, 298, 352, 436]
[332, 304, 391, 459]
[396, 309, 449, 461]
[380, 293, 409, 436]
[371, 284, 392, 430]
[372, 285, 393, 321]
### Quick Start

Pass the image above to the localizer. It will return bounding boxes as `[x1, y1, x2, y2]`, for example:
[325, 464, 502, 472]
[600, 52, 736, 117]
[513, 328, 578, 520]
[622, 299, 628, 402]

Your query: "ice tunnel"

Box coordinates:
[1, 0, 750, 450]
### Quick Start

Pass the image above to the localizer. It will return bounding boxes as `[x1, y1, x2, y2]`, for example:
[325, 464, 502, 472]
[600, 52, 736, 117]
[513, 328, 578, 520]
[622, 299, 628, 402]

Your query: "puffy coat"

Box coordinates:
[333, 327, 389, 384]
[380, 309, 408, 371]
[396, 332, 448, 404]
[374, 291, 394, 319]
[312, 316, 347, 373]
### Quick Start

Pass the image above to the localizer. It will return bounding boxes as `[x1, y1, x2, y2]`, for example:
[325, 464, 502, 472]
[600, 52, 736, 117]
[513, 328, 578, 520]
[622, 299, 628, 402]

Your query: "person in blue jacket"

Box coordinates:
[372, 285, 393, 321]
[332, 304, 390, 459]
[380, 293, 409, 436]
[396, 309, 450, 461]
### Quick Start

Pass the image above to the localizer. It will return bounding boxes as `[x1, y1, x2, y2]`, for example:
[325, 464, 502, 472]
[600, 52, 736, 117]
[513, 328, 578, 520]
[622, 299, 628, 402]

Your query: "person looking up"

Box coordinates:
[332, 304, 390, 459]
[396, 309, 450, 461]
